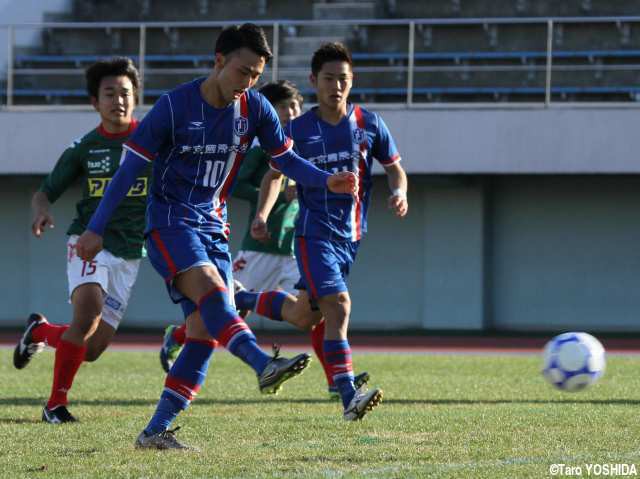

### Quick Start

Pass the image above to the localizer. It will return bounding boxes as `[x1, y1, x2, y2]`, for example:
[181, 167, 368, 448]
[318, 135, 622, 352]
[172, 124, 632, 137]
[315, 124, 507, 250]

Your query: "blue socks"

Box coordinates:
[199, 287, 271, 374]
[144, 338, 215, 435]
[324, 339, 356, 408]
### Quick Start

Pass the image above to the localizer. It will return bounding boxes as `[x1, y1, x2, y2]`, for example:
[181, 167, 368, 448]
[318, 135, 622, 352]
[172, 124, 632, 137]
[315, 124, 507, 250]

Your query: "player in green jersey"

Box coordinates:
[13, 57, 149, 424]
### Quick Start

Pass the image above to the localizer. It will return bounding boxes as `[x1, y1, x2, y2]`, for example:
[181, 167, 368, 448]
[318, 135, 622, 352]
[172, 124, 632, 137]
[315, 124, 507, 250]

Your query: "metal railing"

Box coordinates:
[2, 16, 640, 109]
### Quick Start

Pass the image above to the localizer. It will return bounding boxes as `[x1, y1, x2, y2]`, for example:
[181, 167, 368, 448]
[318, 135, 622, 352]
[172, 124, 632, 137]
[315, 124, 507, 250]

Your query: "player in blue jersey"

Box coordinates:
[252, 42, 408, 421]
[74, 24, 357, 450]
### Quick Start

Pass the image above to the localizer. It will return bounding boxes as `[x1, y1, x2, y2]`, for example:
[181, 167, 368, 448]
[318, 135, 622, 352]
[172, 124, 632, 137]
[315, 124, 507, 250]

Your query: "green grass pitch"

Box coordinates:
[1, 349, 640, 478]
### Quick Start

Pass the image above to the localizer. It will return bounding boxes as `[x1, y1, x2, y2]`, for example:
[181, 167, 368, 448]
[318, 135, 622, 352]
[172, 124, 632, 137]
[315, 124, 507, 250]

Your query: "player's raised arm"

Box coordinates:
[256, 94, 358, 197]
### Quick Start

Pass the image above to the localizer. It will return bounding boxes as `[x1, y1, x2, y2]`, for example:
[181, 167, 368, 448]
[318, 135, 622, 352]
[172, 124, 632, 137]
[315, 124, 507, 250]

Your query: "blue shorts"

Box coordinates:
[146, 227, 234, 318]
[294, 237, 359, 300]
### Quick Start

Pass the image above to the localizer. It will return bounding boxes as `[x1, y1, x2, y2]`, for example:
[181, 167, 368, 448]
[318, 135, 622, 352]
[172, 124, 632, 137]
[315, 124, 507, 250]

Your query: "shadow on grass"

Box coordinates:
[385, 398, 640, 405]
[0, 417, 43, 424]
[2, 397, 640, 407]
[0, 397, 330, 407]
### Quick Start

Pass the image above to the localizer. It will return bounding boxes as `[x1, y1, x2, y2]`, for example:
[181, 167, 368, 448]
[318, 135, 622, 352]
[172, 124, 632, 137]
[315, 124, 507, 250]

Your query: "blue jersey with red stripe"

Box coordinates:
[284, 104, 401, 242]
[123, 78, 293, 238]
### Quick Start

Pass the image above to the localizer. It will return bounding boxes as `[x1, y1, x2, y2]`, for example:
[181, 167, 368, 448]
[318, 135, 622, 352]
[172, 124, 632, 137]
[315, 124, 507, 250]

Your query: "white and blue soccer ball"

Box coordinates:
[542, 332, 606, 392]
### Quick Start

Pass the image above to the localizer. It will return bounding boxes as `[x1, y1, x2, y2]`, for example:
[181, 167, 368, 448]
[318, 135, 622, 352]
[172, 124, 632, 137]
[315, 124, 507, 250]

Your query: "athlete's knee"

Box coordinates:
[84, 345, 106, 362]
[319, 292, 351, 325]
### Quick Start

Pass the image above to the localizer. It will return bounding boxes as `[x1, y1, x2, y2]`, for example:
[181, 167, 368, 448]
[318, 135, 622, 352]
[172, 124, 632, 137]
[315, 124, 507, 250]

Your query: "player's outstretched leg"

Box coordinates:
[160, 325, 186, 373]
[13, 313, 47, 369]
[137, 338, 215, 451]
[198, 286, 311, 394]
[158, 281, 247, 373]
[235, 288, 290, 322]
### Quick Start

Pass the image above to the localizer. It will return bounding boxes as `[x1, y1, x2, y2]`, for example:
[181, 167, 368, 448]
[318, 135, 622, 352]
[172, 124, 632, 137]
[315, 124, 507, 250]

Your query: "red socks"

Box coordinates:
[32, 322, 69, 348]
[173, 323, 187, 345]
[310, 320, 334, 387]
[47, 339, 87, 409]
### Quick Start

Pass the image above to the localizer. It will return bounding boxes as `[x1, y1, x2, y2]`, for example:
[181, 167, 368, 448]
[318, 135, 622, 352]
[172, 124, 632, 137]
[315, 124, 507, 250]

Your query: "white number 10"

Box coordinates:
[203, 160, 225, 187]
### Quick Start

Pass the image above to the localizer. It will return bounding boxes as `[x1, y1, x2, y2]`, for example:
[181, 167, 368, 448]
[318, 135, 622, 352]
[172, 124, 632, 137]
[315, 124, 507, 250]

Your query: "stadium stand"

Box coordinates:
[4, 0, 640, 105]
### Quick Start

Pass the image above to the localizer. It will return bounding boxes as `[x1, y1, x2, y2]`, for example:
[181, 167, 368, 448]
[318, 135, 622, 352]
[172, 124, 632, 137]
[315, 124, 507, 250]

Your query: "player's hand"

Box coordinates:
[31, 211, 55, 237]
[388, 194, 408, 218]
[284, 184, 297, 202]
[75, 230, 104, 261]
[250, 216, 271, 243]
[327, 171, 358, 200]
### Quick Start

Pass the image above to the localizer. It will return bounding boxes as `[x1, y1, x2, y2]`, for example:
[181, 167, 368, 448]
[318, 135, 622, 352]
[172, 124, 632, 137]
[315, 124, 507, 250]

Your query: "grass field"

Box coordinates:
[2, 348, 640, 478]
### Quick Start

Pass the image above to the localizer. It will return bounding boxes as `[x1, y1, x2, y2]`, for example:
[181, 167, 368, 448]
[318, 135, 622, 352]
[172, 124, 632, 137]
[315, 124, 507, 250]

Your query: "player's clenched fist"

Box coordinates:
[250, 216, 271, 243]
[75, 230, 104, 261]
[388, 193, 408, 218]
[327, 171, 358, 199]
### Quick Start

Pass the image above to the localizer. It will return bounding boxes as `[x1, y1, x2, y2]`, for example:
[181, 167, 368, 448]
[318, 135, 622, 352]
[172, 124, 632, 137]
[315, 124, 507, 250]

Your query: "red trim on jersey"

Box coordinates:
[353, 106, 367, 242]
[124, 140, 155, 161]
[270, 137, 294, 159]
[297, 237, 319, 299]
[218, 93, 250, 204]
[165, 375, 201, 401]
[97, 119, 138, 140]
[150, 230, 178, 280]
[381, 153, 401, 166]
[217, 318, 251, 347]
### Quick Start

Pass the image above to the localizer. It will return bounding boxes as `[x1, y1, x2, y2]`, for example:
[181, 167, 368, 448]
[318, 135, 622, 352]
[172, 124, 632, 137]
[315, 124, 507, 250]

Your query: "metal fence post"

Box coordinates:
[407, 21, 415, 106]
[139, 24, 146, 106]
[272, 22, 279, 82]
[545, 19, 553, 107]
[7, 25, 14, 107]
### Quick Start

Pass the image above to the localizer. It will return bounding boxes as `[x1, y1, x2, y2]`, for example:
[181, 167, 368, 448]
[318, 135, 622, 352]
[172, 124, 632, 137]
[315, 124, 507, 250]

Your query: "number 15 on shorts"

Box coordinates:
[81, 260, 97, 276]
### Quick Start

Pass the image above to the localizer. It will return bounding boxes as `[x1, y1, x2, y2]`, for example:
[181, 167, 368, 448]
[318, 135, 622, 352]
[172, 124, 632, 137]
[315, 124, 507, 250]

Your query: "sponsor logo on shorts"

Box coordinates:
[105, 296, 122, 311]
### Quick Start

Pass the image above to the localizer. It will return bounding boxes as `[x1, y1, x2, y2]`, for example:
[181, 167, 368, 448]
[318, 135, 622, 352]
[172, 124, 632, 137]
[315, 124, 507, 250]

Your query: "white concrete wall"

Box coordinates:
[1, 107, 639, 175]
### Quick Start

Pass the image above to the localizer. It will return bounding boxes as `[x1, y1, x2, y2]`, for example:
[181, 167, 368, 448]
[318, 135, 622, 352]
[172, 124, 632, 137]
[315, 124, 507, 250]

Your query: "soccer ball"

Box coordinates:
[542, 332, 605, 392]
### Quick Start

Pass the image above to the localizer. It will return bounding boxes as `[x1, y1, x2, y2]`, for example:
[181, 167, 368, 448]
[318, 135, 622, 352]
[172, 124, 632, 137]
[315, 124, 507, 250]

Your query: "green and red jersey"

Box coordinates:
[39, 121, 150, 259]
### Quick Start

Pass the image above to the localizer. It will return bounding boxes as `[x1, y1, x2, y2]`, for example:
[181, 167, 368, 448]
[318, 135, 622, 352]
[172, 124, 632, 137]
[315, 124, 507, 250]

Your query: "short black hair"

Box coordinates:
[311, 42, 353, 76]
[215, 23, 272, 62]
[259, 80, 303, 107]
[85, 56, 140, 102]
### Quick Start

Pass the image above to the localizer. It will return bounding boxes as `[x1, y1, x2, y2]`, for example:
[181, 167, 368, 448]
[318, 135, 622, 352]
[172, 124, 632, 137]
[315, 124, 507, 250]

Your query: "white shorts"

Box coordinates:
[66, 235, 141, 330]
[232, 250, 298, 294]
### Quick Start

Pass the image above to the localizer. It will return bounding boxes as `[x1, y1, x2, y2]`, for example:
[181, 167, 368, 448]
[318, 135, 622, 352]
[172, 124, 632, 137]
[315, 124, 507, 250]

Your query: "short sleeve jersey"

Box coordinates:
[287, 104, 400, 242]
[122, 78, 293, 239]
[39, 121, 150, 259]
